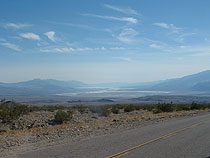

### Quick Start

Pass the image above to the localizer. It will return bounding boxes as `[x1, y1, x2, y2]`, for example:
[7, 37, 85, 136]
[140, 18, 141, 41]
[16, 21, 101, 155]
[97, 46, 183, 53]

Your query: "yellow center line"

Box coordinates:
[162, 133, 177, 139]
[106, 119, 210, 158]
[113, 152, 129, 158]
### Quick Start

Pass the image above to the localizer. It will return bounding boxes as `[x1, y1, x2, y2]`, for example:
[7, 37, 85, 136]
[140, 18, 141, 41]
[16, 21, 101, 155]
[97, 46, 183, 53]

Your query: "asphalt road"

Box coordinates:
[16, 113, 210, 158]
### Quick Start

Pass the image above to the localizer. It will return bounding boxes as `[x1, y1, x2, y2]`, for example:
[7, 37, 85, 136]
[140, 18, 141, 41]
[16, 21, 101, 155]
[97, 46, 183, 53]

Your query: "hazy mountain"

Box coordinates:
[0, 70, 210, 96]
[0, 79, 87, 96]
[148, 70, 210, 91]
[11, 79, 87, 88]
[90, 70, 210, 90]
[191, 81, 210, 91]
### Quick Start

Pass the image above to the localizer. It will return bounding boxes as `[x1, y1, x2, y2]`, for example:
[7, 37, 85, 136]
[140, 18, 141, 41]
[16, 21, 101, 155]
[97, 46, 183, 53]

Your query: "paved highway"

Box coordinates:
[16, 113, 210, 158]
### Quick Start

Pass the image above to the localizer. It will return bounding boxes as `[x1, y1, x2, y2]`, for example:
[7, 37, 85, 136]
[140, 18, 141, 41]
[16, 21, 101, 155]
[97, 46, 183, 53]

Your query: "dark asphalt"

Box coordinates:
[15, 113, 210, 158]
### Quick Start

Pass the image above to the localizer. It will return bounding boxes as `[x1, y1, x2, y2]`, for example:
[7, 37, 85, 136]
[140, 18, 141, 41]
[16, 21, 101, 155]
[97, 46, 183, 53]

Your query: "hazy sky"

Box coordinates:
[1, 0, 210, 83]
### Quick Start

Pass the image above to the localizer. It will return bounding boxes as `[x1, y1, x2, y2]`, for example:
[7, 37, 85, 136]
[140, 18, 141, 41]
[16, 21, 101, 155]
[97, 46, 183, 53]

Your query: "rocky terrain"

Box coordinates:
[0, 106, 209, 158]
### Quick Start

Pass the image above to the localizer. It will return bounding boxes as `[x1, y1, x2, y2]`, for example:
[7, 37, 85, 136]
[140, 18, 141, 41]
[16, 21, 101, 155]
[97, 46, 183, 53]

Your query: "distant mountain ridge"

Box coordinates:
[0, 70, 210, 96]
[0, 79, 87, 96]
[148, 70, 210, 91]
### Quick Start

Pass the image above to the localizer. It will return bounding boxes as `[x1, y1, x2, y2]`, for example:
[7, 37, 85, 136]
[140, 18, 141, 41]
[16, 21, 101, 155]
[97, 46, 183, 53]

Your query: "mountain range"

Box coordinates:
[0, 70, 210, 96]
[0, 79, 86, 96]
[148, 70, 210, 91]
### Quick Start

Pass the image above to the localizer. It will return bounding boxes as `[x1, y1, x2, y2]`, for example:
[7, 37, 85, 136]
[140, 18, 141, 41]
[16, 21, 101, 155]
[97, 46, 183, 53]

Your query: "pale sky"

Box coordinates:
[1, 0, 210, 83]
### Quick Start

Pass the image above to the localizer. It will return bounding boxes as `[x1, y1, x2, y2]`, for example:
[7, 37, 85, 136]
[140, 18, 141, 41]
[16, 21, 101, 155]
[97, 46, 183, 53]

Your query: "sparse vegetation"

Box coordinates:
[124, 104, 135, 112]
[29, 105, 66, 112]
[152, 102, 210, 114]
[153, 108, 163, 114]
[0, 102, 29, 122]
[88, 105, 111, 117]
[139, 105, 155, 111]
[175, 105, 191, 111]
[111, 105, 119, 114]
[72, 105, 87, 114]
[1, 98, 210, 126]
[155, 103, 174, 113]
[190, 101, 206, 110]
[114, 104, 125, 109]
[54, 110, 73, 124]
